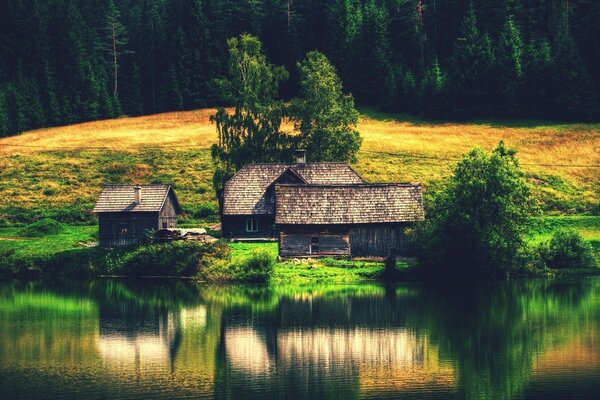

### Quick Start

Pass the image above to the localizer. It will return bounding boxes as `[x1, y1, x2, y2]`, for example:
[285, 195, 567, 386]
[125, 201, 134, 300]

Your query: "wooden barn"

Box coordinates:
[219, 150, 363, 240]
[275, 184, 424, 258]
[93, 184, 182, 247]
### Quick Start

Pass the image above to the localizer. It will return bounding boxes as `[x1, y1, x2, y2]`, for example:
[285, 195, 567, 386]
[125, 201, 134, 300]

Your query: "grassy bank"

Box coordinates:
[2, 216, 598, 282]
[1, 108, 598, 226]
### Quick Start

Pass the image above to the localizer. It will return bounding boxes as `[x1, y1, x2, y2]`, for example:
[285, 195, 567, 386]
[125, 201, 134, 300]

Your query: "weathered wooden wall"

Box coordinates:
[98, 212, 159, 247]
[221, 215, 276, 239]
[349, 223, 412, 257]
[158, 192, 178, 230]
[279, 225, 350, 257]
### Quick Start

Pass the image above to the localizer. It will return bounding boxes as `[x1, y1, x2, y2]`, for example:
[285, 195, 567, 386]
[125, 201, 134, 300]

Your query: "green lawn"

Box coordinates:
[0, 225, 97, 258]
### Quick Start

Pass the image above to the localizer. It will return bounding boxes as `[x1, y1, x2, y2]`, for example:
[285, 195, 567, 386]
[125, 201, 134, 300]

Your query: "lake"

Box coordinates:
[0, 278, 599, 399]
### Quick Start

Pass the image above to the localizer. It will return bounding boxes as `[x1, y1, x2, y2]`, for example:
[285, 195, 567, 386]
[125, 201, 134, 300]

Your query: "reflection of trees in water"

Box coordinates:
[409, 280, 600, 400]
[211, 280, 600, 400]
[0, 279, 599, 399]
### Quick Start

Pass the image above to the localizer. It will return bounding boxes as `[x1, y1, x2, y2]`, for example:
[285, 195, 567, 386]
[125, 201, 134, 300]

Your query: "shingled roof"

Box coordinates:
[275, 184, 424, 225]
[92, 184, 181, 213]
[222, 163, 364, 215]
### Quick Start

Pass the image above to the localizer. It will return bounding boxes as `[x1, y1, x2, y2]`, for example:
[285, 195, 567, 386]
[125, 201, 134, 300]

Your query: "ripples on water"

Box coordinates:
[0, 278, 599, 399]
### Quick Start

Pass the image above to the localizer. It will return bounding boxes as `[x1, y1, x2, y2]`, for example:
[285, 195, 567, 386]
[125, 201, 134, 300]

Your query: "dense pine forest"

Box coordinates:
[1, 0, 599, 138]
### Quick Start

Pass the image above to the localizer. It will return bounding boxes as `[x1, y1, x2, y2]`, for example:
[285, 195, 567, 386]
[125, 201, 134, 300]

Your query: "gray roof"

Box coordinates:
[92, 184, 181, 213]
[222, 163, 364, 215]
[275, 184, 424, 225]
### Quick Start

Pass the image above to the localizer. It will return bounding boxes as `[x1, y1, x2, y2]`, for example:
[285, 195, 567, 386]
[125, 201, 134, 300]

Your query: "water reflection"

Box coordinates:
[0, 278, 598, 399]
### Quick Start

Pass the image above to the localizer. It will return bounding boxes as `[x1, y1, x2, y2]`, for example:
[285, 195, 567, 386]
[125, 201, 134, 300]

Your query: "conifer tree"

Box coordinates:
[450, 3, 495, 116]
[291, 51, 361, 162]
[496, 15, 524, 116]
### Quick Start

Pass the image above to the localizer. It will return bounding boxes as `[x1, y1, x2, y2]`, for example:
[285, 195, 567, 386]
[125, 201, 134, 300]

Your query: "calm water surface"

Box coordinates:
[0, 278, 599, 399]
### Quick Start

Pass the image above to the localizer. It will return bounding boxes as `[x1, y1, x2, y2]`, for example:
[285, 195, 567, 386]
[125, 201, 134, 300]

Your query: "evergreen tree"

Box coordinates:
[0, 88, 9, 137]
[450, 3, 495, 117]
[419, 57, 447, 118]
[496, 15, 524, 116]
[522, 39, 554, 118]
[352, 0, 393, 105]
[291, 51, 361, 162]
[550, 10, 599, 120]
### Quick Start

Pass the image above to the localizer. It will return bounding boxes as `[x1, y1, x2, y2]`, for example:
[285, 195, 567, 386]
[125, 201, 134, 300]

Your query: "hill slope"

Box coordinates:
[0, 109, 598, 224]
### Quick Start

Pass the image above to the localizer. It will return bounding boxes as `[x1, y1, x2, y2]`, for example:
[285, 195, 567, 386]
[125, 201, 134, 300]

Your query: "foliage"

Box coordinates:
[19, 218, 64, 237]
[199, 248, 274, 283]
[117, 240, 230, 277]
[416, 141, 535, 278]
[1, 0, 599, 138]
[210, 34, 291, 192]
[291, 51, 361, 162]
[539, 229, 597, 270]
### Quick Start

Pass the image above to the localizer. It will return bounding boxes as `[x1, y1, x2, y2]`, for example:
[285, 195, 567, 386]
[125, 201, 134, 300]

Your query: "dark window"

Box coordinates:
[119, 223, 128, 235]
[162, 221, 168, 229]
[246, 218, 258, 232]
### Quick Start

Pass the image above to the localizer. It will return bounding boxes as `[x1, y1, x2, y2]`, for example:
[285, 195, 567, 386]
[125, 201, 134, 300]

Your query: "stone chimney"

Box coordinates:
[134, 185, 142, 204]
[295, 149, 307, 164]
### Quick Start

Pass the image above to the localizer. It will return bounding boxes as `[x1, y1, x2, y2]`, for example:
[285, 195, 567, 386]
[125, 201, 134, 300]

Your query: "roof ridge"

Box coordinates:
[275, 182, 421, 187]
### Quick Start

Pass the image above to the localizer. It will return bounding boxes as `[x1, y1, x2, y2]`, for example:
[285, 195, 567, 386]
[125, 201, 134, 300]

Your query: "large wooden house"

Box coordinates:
[220, 150, 424, 257]
[93, 184, 182, 247]
[219, 150, 363, 239]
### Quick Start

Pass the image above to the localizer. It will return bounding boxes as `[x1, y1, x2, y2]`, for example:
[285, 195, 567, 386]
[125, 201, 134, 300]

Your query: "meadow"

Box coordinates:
[0, 108, 598, 226]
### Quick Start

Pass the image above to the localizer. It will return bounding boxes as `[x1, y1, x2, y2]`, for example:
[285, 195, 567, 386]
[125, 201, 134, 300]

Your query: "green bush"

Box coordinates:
[118, 240, 230, 277]
[540, 229, 597, 269]
[234, 249, 274, 283]
[415, 142, 536, 278]
[19, 218, 64, 237]
[198, 249, 274, 283]
[183, 202, 219, 219]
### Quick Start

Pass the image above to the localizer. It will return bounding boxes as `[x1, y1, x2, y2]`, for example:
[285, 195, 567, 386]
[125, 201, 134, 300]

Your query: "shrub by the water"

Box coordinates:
[117, 240, 230, 277]
[234, 249, 274, 283]
[540, 229, 597, 269]
[415, 142, 535, 278]
[199, 249, 275, 283]
[19, 218, 64, 237]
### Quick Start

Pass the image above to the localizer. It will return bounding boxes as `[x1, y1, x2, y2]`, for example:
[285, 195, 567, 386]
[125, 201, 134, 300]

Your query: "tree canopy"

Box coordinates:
[2, 0, 600, 137]
[291, 51, 361, 163]
[210, 34, 290, 191]
[416, 141, 535, 278]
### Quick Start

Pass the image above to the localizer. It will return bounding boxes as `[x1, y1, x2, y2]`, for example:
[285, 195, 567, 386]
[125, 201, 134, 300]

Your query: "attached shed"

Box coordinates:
[93, 184, 182, 247]
[275, 184, 424, 258]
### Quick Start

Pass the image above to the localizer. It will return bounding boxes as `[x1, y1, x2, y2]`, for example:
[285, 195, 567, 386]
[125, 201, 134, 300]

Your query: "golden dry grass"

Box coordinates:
[0, 108, 598, 220]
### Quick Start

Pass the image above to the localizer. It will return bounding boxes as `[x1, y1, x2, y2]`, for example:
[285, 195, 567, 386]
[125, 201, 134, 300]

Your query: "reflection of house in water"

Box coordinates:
[217, 294, 456, 399]
[96, 303, 206, 372]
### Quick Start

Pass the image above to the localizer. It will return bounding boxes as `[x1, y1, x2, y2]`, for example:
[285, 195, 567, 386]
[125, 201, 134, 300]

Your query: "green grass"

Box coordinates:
[0, 225, 97, 258]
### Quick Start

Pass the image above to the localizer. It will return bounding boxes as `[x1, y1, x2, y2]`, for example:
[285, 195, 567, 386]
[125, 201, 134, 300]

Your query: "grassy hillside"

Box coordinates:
[0, 108, 598, 224]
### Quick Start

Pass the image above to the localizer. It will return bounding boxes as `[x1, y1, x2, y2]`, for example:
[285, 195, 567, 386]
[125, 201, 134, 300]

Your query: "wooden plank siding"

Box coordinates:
[349, 223, 412, 257]
[221, 215, 276, 239]
[98, 212, 158, 247]
[279, 225, 350, 257]
[158, 194, 178, 230]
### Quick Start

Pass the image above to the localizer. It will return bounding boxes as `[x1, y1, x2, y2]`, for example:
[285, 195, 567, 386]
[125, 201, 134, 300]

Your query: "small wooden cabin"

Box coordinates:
[220, 150, 364, 240]
[93, 184, 182, 247]
[275, 184, 424, 258]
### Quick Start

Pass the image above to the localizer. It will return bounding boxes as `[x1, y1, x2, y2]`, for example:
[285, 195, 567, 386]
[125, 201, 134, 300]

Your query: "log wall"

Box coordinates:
[279, 225, 350, 257]
[98, 212, 159, 247]
[349, 223, 412, 257]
